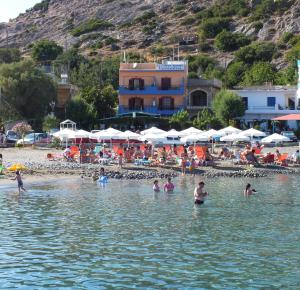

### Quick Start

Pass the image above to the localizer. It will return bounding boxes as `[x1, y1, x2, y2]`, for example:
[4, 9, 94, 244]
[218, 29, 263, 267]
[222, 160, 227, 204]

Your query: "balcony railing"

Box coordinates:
[119, 85, 185, 95]
[118, 105, 184, 116]
[246, 105, 300, 113]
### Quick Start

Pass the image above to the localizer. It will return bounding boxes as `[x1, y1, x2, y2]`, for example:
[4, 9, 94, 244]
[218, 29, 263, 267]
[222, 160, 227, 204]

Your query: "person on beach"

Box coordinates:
[244, 183, 256, 196]
[181, 148, 188, 175]
[164, 177, 175, 193]
[189, 158, 196, 176]
[12, 170, 26, 193]
[118, 153, 123, 168]
[63, 146, 72, 162]
[292, 150, 300, 164]
[194, 181, 208, 205]
[153, 180, 160, 192]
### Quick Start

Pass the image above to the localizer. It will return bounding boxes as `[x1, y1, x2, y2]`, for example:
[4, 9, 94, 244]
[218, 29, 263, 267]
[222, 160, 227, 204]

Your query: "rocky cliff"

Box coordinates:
[0, 0, 299, 65]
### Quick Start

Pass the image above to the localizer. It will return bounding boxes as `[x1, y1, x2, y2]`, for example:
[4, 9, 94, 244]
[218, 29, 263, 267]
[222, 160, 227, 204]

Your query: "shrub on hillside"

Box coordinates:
[242, 62, 276, 86]
[235, 42, 276, 64]
[198, 17, 231, 38]
[215, 30, 251, 51]
[71, 19, 113, 37]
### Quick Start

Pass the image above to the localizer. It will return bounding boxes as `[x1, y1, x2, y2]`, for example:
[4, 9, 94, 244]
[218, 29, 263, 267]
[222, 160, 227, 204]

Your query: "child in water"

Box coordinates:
[244, 183, 256, 196]
[164, 177, 175, 193]
[153, 180, 160, 192]
[118, 153, 123, 168]
[12, 170, 26, 193]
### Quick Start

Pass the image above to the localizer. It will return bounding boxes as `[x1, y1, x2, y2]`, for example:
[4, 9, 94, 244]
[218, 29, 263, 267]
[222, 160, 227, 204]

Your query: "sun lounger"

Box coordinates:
[275, 153, 289, 166]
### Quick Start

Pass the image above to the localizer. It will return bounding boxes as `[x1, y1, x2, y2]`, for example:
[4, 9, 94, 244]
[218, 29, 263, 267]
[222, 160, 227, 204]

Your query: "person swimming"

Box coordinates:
[194, 181, 208, 205]
[244, 183, 256, 196]
[153, 180, 160, 192]
[164, 177, 174, 193]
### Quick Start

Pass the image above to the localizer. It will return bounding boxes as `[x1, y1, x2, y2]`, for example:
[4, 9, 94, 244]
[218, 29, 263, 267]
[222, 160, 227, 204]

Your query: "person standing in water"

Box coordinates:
[12, 170, 26, 193]
[194, 181, 208, 205]
[164, 177, 175, 193]
[244, 183, 256, 196]
[153, 180, 160, 192]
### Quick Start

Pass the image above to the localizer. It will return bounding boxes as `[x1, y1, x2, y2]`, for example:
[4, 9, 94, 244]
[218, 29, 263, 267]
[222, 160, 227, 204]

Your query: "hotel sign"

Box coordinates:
[157, 64, 185, 71]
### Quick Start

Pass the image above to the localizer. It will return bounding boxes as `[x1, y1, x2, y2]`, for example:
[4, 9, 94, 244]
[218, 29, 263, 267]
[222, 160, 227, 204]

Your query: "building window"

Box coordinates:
[128, 98, 144, 110]
[267, 97, 276, 107]
[191, 90, 207, 106]
[128, 78, 144, 90]
[159, 97, 174, 110]
[242, 97, 248, 110]
[161, 78, 171, 90]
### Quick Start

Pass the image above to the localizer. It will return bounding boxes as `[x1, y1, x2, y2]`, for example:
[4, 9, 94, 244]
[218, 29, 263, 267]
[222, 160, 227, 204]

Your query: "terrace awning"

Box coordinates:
[272, 114, 300, 121]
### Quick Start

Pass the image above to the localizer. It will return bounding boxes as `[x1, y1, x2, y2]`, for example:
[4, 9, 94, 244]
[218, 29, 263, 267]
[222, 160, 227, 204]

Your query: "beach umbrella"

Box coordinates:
[241, 128, 266, 138]
[93, 128, 122, 140]
[181, 134, 209, 143]
[162, 129, 181, 138]
[179, 127, 203, 136]
[220, 133, 250, 142]
[140, 127, 166, 135]
[53, 128, 74, 140]
[117, 130, 140, 140]
[261, 133, 290, 143]
[203, 129, 218, 137]
[217, 126, 242, 136]
[140, 133, 166, 143]
[69, 129, 90, 139]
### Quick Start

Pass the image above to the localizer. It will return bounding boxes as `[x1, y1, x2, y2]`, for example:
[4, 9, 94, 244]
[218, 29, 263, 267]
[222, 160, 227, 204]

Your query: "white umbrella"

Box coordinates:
[117, 130, 140, 140]
[217, 126, 242, 136]
[94, 128, 122, 140]
[53, 128, 74, 140]
[179, 127, 203, 136]
[181, 134, 209, 143]
[261, 133, 290, 143]
[220, 133, 250, 142]
[140, 133, 166, 143]
[69, 129, 90, 139]
[241, 128, 266, 138]
[140, 127, 166, 135]
[203, 129, 218, 137]
[162, 129, 181, 138]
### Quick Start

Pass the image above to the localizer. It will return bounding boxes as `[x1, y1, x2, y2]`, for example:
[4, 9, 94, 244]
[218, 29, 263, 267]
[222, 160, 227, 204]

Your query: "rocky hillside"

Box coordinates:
[0, 0, 300, 67]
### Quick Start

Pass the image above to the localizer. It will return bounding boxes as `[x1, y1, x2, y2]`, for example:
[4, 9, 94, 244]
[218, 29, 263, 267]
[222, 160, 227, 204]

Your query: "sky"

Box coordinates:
[0, 0, 41, 22]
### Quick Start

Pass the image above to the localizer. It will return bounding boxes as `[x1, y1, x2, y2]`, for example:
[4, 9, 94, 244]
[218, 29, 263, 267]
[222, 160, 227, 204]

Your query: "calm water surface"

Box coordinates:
[0, 175, 300, 289]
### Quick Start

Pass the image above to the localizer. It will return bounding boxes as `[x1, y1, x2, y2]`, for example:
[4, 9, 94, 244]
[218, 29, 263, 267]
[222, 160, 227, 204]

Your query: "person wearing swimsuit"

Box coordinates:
[194, 181, 208, 204]
[164, 177, 175, 193]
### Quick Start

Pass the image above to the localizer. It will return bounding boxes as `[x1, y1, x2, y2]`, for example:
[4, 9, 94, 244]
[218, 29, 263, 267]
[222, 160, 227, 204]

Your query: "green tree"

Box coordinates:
[0, 60, 57, 120]
[235, 42, 276, 64]
[42, 115, 60, 132]
[31, 39, 63, 62]
[275, 65, 297, 85]
[169, 110, 190, 130]
[66, 96, 96, 129]
[0, 48, 21, 64]
[225, 61, 248, 87]
[53, 48, 86, 74]
[242, 62, 275, 86]
[193, 108, 222, 130]
[215, 30, 251, 51]
[80, 85, 117, 119]
[212, 90, 245, 125]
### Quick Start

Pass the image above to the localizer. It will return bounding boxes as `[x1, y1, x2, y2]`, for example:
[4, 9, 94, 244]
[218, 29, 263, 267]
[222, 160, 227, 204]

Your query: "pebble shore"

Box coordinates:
[1, 148, 300, 181]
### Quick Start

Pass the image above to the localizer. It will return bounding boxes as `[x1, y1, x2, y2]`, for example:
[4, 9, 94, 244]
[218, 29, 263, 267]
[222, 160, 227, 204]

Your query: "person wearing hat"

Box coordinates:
[194, 181, 208, 205]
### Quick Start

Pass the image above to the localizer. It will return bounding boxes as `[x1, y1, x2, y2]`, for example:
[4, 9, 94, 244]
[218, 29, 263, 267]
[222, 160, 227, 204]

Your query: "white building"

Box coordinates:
[233, 85, 299, 129]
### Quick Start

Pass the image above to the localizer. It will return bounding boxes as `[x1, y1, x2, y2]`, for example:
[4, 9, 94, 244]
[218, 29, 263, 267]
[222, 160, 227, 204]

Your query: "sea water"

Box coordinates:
[0, 175, 300, 289]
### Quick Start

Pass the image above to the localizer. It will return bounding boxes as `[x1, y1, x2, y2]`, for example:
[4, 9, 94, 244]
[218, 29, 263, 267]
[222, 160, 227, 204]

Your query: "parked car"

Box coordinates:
[281, 131, 298, 142]
[6, 130, 20, 144]
[16, 133, 51, 145]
